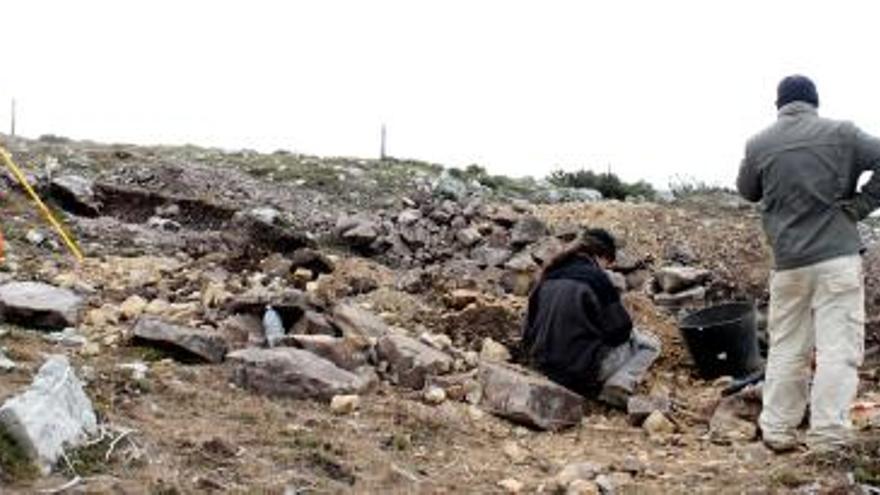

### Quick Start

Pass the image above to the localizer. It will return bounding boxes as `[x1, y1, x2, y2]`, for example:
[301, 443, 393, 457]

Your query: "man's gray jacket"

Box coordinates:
[737, 101, 880, 270]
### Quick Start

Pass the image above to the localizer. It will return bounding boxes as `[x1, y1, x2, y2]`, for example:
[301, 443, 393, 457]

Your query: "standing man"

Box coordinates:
[737, 75, 880, 453]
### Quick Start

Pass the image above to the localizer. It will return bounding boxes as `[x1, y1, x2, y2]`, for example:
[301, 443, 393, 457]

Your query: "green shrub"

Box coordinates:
[547, 168, 656, 200]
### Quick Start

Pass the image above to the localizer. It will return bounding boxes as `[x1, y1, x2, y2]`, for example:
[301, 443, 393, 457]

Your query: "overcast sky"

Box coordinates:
[2, 1, 880, 188]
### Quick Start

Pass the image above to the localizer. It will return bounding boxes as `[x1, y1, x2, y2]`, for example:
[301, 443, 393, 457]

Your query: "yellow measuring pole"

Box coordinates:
[0, 146, 84, 263]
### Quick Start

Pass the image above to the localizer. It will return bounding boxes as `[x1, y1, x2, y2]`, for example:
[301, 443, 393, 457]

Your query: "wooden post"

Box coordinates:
[10, 99, 15, 137]
[380, 123, 387, 160]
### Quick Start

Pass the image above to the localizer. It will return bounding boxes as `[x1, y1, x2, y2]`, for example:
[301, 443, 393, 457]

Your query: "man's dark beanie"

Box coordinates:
[776, 75, 819, 109]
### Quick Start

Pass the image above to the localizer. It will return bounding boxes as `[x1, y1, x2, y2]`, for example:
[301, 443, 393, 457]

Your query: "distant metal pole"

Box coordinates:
[380, 123, 387, 160]
[10, 99, 15, 137]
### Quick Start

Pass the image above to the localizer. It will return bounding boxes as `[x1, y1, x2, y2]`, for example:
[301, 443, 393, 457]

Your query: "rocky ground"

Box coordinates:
[0, 134, 879, 494]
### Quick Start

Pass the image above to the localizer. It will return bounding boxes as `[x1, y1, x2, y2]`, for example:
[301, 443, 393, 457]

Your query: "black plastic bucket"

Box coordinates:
[679, 302, 762, 379]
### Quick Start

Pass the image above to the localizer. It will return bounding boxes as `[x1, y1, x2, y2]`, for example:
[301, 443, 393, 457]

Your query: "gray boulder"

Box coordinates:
[626, 394, 672, 426]
[133, 317, 228, 363]
[478, 362, 584, 431]
[50, 174, 100, 216]
[228, 347, 365, 400]
[456, 227, 483, 247]
[0, 355, 97, 473]
[376, 333, 453, 389]
[471, 246, 512, 268]
[0, 281, 84, 329]
[510, 216, 548, 247]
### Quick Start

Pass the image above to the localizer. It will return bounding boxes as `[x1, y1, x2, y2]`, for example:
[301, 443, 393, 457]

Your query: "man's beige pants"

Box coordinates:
[759, 254, 865, 449]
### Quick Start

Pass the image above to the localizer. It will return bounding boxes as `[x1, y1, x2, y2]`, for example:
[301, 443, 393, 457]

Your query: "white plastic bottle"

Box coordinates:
[262, 305, 284, 348]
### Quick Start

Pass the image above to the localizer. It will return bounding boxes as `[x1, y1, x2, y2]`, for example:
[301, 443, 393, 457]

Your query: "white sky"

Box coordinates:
[3, 1, 880, 188]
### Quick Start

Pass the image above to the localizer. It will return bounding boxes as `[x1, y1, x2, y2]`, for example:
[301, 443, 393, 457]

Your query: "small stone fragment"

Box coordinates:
[642, 411, 676, 438]
[330, 394, 360, 415]
[480, 337, 512, 362]
[497, 478, 524, 494]
[423, 386, 447, 405]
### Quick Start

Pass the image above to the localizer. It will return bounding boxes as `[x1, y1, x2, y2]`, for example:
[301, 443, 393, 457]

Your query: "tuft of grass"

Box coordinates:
[0, 427, 38, 483]
[57, 435, 114, 477]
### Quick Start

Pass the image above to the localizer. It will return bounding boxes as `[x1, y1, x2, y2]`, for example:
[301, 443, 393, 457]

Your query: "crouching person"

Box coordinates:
[522, 228, 660, 407]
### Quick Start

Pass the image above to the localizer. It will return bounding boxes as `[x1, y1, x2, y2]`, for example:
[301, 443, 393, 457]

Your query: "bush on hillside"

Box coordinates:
[547, 168, 656, 200]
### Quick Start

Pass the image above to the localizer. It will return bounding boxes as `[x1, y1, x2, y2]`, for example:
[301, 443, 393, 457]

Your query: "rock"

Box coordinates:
[290, 248, 335, 275]
[653, 286, 706, 307]
[456, 227, 483, 247]
[502, 441, 528, 463]
[376, 333, 453, 389]
[567, 479, 600, 495]
[0, 355, 97, 472]
[146, 216, 182, 232]
[50, 174, 100, 216]
[292, 268, 314, 286]
[399, 225, 430, 248]
[595, 472, 632, 495]
[531, 237, 564, 265]
[260, 253, 294, 278]
[445, 289, 481, 310]
[553, 462, 603, 491]
[43, 327, 88, 347]
[423, 386, 447, 405]
[478, 362, 584, 431]
[0, 281, 84, 329]
[133, 317, 228, 363]
[0, 350, 15, 372]
[286, 334, 368, 371]
[330, 394, 360, 415]
[397, 209, 422, 225]
[709, 385, 762, 444]
[119, 294, 148, 320]
[654, 266, 711, 294]
[627, 395, 672, 426]
[489, 206, 519, 227]
[228, 347, 365, 400]
[419, 332, 453, 351]
[664, 243, 698, 265]
[426, 372, 481, 402]
[246, 207, 281, 226]
[624, 270, 651, 292]
[471, 246, 512, 268]
[25, 229, 46, 246]
[480, 337, 511, 362]
[397, 269, 432, 294]
[510, 216, 548, 247]
[118, 361, 149, 381]
[505, 252, 539, 272]
[498, 478, 524, 494]
[144, 298, 171, 316]
[291, 311, 337, 336]
[342, 222, 380, 247]
[642, 411, 676, 438]
[331, 303, 390, 344]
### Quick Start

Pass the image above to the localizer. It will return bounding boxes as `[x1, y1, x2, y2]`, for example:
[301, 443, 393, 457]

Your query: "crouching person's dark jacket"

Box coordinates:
[522, 256, 632, 396]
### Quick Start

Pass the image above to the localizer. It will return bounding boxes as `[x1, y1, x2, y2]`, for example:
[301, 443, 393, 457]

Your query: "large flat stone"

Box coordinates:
[478, 362, 584, 431]
[331, 303, 390, 344]
[133, 317, 228, 363]
[654, 266, 711, 294]
[376, 333, 453, 389]
[0, 281, 84, 329]
[284, 334, 368, 371]
[50, 174, 101, 216]
[228, 347, 365, 400]
[0, 355, 97, 473]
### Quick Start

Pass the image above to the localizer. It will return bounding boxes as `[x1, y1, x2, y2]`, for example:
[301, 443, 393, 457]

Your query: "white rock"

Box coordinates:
[26, 229, 46, 246]
[0, 355, 97, 472]
[642, 410, 676, 438]
[480, 337, 511, 362]
[423, 386, 447, 405]
[118, 362, 149, 381]
[330, 394, 360, 415]
[502, 441, 528, 463]
[497, 478, 524, 494]
[0, 350, 15, 372]
[567, 479, 600, 495]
